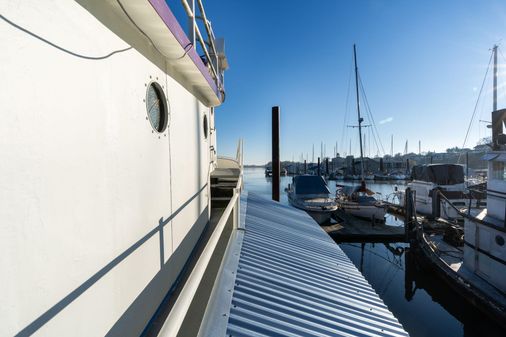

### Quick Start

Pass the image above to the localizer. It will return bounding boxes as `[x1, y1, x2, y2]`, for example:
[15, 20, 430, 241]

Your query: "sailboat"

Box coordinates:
[336, 45, 387, 222]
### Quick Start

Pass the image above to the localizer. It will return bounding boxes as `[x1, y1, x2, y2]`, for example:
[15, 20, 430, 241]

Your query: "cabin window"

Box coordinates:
[203, 114, 209, 139]
[492, 161, 506, 181]
[146, 82, 168, 133]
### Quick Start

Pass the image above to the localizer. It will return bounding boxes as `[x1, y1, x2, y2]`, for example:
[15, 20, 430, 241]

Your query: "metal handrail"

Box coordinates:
[158, 175, 242, 337]
[158, 139, 243, 336]
[180, 0, 222, 89]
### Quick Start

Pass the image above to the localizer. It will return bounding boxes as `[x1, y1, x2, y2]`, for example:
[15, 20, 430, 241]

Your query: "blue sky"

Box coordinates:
[200, 0, 506, 165]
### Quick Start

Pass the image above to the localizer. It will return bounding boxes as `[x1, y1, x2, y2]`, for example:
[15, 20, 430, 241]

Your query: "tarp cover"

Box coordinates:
[411, 164, 464, 185]
[293, 175, 330, 195]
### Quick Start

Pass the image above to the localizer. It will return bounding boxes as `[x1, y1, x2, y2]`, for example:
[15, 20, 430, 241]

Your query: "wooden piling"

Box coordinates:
[272, 106, 280, 201]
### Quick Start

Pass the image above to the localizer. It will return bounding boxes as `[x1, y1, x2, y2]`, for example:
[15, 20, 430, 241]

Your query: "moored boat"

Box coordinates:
[411, 45, 506, 328]
[286, 175, 338, 224]
[337, 183, 387, 222]
[336, 45, 386, 222]
[398, 164, 469, 220]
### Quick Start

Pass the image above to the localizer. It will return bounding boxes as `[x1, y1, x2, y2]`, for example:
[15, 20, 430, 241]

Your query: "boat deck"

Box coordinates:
[200, 192, 408, 336]
[425, 233, 506, 309]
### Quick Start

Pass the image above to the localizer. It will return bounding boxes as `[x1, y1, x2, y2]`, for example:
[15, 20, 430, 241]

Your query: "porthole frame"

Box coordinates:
[145, 81, 169, 133]
[203, 113, 209, 139]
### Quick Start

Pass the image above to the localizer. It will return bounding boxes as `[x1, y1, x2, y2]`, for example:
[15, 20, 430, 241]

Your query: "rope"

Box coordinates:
[457, 50, 493, 163]
[358, 72, 386, 156]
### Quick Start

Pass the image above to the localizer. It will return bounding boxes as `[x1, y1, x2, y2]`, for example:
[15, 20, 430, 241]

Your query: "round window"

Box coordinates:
[203, 114, 209, 139]
[146, 82, 168, 133]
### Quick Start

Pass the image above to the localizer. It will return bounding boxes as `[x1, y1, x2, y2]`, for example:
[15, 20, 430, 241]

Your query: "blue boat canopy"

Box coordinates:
[293, 175, 330, 195]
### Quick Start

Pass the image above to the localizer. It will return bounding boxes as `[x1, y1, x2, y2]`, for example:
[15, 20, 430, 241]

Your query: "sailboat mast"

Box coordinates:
[353, 44, 365, 180]
[493, 44, 498, 111]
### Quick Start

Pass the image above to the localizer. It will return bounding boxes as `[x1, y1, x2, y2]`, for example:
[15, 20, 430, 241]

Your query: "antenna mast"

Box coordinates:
[493, 44, 498, 111]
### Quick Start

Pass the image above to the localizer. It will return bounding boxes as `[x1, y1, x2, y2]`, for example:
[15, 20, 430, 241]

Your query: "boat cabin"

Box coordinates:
[291, 175, 331, 196]
[411, 164, 465, 186]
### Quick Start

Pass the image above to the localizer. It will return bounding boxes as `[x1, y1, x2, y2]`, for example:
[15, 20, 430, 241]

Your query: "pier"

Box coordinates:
[324, 211, 406, 242]
[199, 192, 408, 336]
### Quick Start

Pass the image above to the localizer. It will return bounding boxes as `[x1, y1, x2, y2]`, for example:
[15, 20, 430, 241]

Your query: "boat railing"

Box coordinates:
[180, 0, 225, 92]
[158, 140, 243, 336]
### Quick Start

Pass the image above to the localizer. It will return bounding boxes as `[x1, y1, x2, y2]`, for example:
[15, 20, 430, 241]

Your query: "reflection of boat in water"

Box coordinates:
[286, 175, 338, 224]
[405, 248, 505, 335]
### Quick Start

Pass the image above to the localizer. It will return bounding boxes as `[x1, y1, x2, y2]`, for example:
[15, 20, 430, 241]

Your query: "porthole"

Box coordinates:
[203, 114, 209, 139]
[146, 82, 168, 133]
[496, 235, 505, 246]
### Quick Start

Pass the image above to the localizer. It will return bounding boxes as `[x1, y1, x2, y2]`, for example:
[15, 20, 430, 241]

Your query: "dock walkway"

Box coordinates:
[201, 192, 408, 336]
[325, 211, 406, 243]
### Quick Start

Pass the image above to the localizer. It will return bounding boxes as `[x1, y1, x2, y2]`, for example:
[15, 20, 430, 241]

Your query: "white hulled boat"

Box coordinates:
[286, 175, 338, 224]
[414, 45, 506, 327]
[399, 164, 469, 220]
[336, 44, 387, 222]
[463, 46, 506, 309]
[0, 1, 235, 335]
[336, 183, 387, 222]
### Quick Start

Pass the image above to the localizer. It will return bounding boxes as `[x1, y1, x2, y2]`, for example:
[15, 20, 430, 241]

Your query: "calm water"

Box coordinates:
[243, 167, 504, 337]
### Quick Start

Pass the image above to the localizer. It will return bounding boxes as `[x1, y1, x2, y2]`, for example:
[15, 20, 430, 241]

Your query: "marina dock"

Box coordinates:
[199, 192, 408, 336]
[324, 211, 406, 242]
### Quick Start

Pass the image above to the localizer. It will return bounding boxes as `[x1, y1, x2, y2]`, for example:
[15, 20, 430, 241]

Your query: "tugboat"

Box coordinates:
[286, 175, 338, 224]
[414, 45, 506, 328]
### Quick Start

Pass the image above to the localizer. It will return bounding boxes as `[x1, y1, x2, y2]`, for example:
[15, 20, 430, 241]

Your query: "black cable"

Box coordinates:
[458, 51, 493, 163]
[358, 72, 386, 155]
[0, 14, 132, 60]
[116, 0, 192, 60]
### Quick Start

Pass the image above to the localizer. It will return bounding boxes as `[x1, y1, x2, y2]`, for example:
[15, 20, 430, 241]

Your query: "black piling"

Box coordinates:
[466, 151, 469, 178]
[404, 187, 417, 242]
[304, 160, 307, 174]
[272, 106, 280, 202]
[325, 158, 329, 176]
[317, 157, 321, 176]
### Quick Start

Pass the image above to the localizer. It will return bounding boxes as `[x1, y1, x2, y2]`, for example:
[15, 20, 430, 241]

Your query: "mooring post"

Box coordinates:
[272, 106, 280, 201]
[317, 157, 321, 176]
[432, 189, 441, 219]
[405, 187, 412, 241]
[325, 158, 329, 176]
[466, 151, 469, 179]
[304, 160, 307, 174]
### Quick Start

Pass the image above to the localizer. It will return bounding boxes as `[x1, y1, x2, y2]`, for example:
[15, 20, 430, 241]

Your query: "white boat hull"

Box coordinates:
[339, 202, 387, 222]
[288, 196, 337, 225]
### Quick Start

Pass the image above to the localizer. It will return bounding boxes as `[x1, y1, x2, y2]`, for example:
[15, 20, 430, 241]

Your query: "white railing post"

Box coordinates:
[191, 0, 196, 46]
[235, 189, 241, 228]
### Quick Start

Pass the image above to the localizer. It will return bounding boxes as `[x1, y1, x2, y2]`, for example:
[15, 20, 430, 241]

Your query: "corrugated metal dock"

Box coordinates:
[201, 192, 408, 337]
